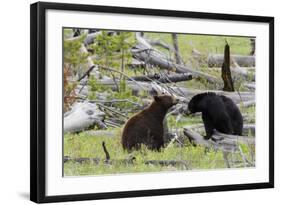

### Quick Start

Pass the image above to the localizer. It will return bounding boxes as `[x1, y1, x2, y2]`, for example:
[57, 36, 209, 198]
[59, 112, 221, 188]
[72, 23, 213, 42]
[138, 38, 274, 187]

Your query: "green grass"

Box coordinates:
[145, 32, 251, 61]
[64, 110, 255, 176]
[64, 103, 255, 176]
[64, 130, 229, 176]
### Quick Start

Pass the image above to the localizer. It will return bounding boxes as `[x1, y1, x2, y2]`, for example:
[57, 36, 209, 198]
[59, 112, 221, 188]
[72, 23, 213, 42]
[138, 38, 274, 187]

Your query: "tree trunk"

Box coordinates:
[171, 33, 184, 65]
[221, 43, 235, 91]
[250, 38, 255, 55]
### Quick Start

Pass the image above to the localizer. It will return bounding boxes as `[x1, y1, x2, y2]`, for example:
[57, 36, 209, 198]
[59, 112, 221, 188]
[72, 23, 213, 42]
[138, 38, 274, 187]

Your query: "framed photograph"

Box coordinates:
[30, 2, 274, 203]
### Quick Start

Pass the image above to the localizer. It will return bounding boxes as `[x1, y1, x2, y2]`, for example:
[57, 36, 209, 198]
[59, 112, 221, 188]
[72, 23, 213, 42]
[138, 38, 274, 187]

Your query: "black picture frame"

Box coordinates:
[30, 1, 274, 203]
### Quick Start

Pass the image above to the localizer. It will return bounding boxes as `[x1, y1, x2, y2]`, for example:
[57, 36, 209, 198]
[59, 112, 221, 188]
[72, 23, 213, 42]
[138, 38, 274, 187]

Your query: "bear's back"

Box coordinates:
[121, 104, 164, 150]
[219, 95, 243, 135]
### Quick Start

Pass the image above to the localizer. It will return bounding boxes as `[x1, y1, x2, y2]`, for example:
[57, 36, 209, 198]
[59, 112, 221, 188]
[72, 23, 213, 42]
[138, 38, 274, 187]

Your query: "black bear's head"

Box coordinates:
[187, 92, 216, 114]
[153, 95, 179, 109]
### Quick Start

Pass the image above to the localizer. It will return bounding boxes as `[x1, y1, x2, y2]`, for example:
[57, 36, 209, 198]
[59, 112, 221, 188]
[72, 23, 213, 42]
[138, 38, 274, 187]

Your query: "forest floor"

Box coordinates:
[64, 32, 255, 176]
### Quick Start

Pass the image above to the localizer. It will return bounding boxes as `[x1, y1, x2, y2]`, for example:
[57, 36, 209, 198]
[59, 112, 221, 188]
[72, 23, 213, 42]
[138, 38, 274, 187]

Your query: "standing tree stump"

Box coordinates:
[221, 43, 235, 92]
[250, 38, 255, 55]
[171, 33, 184, 65]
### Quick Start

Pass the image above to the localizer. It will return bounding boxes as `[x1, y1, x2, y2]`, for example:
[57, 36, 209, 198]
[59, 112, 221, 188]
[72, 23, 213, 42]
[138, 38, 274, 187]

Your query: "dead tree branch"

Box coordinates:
[99, 65, 147, 91]
[97, 103, 128, 119]
[102, 141, 110, 161]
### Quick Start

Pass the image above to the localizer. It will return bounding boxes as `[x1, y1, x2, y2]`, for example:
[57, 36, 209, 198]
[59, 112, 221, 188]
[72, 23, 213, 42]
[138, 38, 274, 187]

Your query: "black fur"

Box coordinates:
[188, 92, 243, 140]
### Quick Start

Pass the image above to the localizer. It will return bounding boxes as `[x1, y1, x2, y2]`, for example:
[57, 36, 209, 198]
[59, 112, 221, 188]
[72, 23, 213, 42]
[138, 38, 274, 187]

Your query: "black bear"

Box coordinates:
[121, 95, 179, 151]
[187, 92, 243, 140]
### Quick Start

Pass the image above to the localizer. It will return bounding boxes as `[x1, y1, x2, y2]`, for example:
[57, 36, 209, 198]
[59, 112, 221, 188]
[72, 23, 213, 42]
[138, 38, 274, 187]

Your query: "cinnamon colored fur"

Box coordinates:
[121, 95, 178, 151]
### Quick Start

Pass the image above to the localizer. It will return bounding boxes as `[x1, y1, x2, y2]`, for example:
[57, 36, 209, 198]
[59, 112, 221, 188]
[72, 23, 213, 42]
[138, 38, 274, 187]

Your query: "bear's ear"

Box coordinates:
[153, 95, 161, 102]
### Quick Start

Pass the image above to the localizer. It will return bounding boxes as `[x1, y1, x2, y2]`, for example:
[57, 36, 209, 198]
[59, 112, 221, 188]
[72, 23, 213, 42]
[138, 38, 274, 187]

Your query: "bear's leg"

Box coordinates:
[217, 114, 234, 134]
[202, 113, 214, 140]
[123, 133, 141, 151]
[154, 138, 164, 151]
[233, 120, 243, 135]
[149, 134, 164, 151]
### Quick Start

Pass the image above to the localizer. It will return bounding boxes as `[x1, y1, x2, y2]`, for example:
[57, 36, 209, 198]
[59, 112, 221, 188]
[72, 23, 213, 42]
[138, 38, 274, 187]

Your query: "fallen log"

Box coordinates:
[174, 89, 254, 104]
[145, 160, 189, 169]
[127, 58, 146, 69]
[128, 85, 253, 104]
[64, 156, 189, 169]
[231, 61, 255, 82]
[64, 101, 106, 133]
[183, 128, 255, 153]
[132, 32, 219, 84]
[76, 64, 254, 105]
[184, 123, 255, 136]
[84, 129, 116, 137]
[207, 66, 255, 82]
[183, 128, 212, 147]
[244, 83, 255, 91]
[212, 130, 255, 144]
[190, 48, 254, 81]
[208, 54, 255, 67]
[243, 124, 255, 135]
[130, 73, 192, 83]
[240, 100, 255, 108]
[97, 78, 255, 104]
[64, 156, 135, 165]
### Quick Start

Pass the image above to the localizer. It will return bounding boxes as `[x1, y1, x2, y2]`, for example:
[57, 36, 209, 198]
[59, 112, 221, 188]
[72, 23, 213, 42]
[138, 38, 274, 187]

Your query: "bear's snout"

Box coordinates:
[172, 97, 179, 105]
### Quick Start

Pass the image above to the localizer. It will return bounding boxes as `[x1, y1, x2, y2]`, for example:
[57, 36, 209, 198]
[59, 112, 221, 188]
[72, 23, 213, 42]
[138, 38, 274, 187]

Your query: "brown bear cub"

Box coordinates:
[122, 95, 179, 151]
